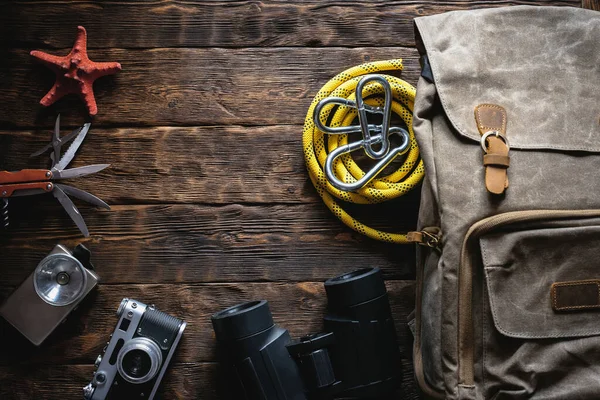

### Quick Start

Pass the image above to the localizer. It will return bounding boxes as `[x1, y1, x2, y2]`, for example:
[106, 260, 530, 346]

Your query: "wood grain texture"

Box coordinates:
[0, 361, 421, 400]
[0, 1, 580, 49]
[0, 363, 217, 400]
[0, 126, 316, 204]
[582, 0, 600, 9]
[0, 202, 417, 286]
[0, 47, 421, 128]
[0, 281, 415, 365]
[0, 126, 423, 206]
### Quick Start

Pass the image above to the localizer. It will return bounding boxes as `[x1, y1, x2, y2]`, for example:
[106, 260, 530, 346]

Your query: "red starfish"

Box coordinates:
[30, 26, 121, 116]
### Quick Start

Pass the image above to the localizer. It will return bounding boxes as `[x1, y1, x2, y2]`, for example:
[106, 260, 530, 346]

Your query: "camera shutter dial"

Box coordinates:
[34, 254, 87, 306]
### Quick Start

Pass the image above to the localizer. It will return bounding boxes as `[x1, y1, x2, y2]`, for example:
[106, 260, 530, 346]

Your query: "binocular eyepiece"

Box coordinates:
[211, 268, 401, 399]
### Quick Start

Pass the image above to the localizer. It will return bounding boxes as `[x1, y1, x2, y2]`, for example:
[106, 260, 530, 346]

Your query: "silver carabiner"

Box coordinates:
[313, 74, 394, 160]
[314, 74, 409, 191]
[324, 127, 410, 192]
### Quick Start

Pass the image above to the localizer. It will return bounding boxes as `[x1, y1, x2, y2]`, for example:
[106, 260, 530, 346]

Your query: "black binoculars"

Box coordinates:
[211, 267, 401, 399]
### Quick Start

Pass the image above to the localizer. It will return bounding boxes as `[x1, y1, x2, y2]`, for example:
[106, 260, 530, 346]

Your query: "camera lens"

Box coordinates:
[117, 338, 162, 384]
[122, 350, 152, 379]
[211, 300, 274, 342]
[324, 267, 387, 310]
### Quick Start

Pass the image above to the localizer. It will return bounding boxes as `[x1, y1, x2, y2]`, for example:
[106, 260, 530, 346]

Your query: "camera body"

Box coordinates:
[212, 267, 401, 400]
[0, 244, 99, 346]
[83, 298, 186, 400]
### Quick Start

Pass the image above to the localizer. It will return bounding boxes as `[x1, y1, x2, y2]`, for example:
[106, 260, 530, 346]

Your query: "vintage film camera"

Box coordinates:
[0, 244, 99, 346]
[84, 298, 186, 400]
[211, 267, 401, 399]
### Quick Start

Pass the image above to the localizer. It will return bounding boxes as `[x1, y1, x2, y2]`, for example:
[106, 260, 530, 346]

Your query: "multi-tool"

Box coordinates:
[0, 115, 110, 237]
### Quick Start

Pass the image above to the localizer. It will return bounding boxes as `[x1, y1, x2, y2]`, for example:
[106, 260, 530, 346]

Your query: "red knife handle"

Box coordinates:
[0, 169, 52, 184]
[0, 182, 54, 197]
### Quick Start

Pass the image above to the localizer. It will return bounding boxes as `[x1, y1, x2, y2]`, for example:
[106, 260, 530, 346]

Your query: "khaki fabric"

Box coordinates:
[411, 6, 600, 399]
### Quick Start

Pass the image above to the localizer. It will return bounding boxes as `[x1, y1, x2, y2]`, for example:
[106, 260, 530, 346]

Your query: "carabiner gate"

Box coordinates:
[324, 127, 410, 192]
[313, 74, 409, 191]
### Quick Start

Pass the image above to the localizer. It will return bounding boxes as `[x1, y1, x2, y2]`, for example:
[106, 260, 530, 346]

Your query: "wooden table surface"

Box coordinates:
[0, 1, 597, 399]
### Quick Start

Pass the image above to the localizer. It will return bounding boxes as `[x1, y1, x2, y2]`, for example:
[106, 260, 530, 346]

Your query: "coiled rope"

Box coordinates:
[302, 59, 424, 244]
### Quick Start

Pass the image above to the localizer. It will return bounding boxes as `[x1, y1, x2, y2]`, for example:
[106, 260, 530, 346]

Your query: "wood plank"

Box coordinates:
[0, 360, 421, 400]
[0, 202, 418, 286]
[0, 281, 416, 366]
[0, 363, 218, 400]
[582, 0, 600, 9]
[0, 1, 580, 49]
[0, 125, 316, 204]
[0, 126, 423, 206]
[0, 47, 420, 128]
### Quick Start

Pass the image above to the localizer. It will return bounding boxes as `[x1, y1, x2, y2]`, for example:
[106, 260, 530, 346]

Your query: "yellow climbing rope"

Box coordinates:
[302, 59, 424, 244]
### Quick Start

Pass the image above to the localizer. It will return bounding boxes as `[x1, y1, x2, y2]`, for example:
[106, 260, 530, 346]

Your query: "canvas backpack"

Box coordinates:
[409, 6, 600, 399]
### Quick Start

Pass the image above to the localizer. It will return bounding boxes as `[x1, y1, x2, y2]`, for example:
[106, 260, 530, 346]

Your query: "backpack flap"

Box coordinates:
[414, 6, 600, 192]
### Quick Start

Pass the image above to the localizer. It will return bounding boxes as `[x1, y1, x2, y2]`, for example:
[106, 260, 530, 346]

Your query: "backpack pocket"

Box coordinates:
[457, 211, 600, 399]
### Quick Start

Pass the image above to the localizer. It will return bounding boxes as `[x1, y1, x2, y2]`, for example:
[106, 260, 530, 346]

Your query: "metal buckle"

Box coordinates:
[480, 130, 510, 153]
[420, 231, 440, 248]
[313, 74, 410, 191]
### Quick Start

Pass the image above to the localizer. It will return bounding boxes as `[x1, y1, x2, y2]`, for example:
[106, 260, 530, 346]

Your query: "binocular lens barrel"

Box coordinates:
[212, 300, 274, 341]
[211, 267, 400, 400]
[212, 300, 307, 400]
[324, 267, 387, 310]
[321, 267, 400, 397]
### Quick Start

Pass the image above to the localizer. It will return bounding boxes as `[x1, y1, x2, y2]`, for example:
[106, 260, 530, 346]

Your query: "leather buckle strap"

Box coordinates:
[474, 104, 510, 195]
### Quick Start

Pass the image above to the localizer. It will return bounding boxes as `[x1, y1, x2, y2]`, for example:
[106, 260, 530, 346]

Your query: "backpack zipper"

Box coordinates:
[457, 209, 600, 386]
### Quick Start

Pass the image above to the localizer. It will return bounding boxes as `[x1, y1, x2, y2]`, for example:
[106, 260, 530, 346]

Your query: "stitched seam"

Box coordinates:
[485, 266, 600, 337]
[485, 269, 600, 338]
[476, 104, 506, 135]
[482, 273, 488, 395]
[481, 240, 493, 393]
[552, 280, 600, 311]
[482, 242, 600, 337]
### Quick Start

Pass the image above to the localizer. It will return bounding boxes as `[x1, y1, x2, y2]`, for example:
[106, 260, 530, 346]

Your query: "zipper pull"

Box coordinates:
[407, 227, 441, 249]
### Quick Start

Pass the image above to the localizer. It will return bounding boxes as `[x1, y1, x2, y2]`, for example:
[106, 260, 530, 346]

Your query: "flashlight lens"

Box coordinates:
[34, 254, 87, 306]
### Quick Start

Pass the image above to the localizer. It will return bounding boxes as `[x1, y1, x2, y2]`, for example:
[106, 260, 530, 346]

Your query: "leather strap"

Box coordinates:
[482, 154, 510, 168]
[474, 104, 509, 195]
[406, 231, 424, 243]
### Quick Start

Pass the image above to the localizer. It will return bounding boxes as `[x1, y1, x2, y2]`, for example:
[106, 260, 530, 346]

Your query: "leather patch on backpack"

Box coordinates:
[551, 280, 600, 312]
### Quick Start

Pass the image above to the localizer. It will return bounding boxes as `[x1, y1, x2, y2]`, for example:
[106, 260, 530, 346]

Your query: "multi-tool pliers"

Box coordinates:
[0, 115, 110, 237]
